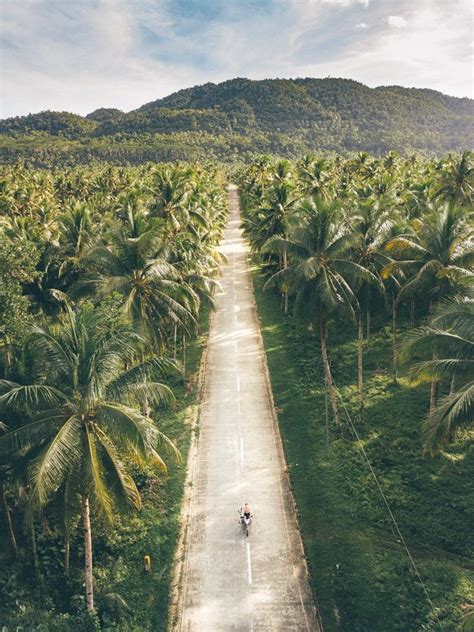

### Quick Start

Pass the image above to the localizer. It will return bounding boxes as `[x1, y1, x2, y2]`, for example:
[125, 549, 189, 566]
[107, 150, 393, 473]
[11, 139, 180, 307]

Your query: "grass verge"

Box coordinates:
[251, 264, 473, 632]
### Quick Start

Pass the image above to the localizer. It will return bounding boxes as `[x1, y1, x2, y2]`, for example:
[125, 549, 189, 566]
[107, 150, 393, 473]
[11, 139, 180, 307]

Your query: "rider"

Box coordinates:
[242, 502, 252, 520]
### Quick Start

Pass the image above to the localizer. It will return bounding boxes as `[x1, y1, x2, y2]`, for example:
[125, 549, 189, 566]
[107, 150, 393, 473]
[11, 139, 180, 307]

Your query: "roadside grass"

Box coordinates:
[0, 310, 210, 632]
[251, 265, 474, 632]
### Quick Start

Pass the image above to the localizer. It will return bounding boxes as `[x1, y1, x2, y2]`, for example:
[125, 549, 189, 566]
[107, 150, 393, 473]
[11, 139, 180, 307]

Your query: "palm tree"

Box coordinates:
[243, 182, 299, 313]
[0, 305, 179, 612]
[435, 151, 473, 208]
[84, 225, 199, 351]
[402, 293, 474, 454]
[386, 202, 473, 401]
[263, 197, 380, 423]
[352, 197, 391, 410]
[57, 202, 94, 276]
[148, 166, 191, 234]
[297, 156, 334, 201]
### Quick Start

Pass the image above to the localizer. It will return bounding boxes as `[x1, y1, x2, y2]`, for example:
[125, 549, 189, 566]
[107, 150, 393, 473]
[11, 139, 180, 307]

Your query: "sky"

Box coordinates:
[1, 0, 473, 118]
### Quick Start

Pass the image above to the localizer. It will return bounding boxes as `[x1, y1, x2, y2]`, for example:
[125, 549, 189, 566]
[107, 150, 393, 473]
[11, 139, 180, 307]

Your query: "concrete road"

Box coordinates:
[176, 187, 320, 631]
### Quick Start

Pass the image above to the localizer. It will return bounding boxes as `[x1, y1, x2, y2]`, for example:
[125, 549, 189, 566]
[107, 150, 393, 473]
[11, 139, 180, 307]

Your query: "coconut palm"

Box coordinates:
[0, 305, 179, 611]
[148, 166, 192, 234]
[388, 203, 473, 302]
[84, 225, 199, 351]
[263, 197, 380, 423]
[386, 201, 473, 400]
[402, 293, 474, 454]
[352, 197, 391, 410]
[298, 156, 334, 201]
[435, 151, 473, 208]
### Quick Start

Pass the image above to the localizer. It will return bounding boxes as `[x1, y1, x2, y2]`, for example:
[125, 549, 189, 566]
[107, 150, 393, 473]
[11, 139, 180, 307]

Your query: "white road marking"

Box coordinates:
[240, 438, 244, 468]
[237, 374, 240, 392]
[246, 541, 252, 584]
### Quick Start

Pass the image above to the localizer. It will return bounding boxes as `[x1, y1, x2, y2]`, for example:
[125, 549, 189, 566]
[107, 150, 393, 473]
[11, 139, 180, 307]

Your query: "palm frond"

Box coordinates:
[422, 382, 474, 455]
[0, 383, 68, 412]
[30, 415, 82, 506]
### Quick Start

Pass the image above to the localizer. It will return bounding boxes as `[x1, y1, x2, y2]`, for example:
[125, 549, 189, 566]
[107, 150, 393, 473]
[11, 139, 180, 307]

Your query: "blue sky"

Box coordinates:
[1, 0, 472, 118]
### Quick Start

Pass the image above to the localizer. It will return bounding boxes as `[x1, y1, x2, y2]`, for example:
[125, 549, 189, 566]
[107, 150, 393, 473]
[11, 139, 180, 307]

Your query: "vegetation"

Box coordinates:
[0, 138, 472, 630]
[239, 151, 473, 630]
[1, 78, 473, 165]
[0, 161, 226, 629]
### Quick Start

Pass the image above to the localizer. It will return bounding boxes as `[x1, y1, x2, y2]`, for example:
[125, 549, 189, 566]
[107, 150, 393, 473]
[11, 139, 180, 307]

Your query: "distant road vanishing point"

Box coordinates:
[173, 186, 320, 631]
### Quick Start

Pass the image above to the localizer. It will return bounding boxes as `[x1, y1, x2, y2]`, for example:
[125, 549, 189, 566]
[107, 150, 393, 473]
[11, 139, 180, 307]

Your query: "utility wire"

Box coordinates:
[333, 383, 443, 631]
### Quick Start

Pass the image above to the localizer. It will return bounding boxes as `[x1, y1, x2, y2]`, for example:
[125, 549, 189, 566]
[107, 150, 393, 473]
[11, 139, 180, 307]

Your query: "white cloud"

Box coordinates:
[1, 0, 472, 117]
[323, 0, 369, 6]
[387, 15, 407, 28]
[304, 2, 472, 98]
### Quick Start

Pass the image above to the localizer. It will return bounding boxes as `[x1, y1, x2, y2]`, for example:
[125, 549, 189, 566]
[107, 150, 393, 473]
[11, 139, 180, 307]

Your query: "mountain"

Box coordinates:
[1, 78, 472, 165]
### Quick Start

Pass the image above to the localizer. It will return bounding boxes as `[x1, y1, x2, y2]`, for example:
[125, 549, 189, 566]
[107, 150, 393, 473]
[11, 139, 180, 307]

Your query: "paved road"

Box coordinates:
[176, 186, 320, 631]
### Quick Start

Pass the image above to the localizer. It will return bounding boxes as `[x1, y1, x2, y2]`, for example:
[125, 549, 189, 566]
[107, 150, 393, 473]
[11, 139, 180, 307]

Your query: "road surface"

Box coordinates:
[175, 186, 320, 631]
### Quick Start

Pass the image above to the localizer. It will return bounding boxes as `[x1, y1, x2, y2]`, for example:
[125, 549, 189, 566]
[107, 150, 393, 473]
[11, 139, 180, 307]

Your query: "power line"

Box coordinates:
[332, 383, 443, 631]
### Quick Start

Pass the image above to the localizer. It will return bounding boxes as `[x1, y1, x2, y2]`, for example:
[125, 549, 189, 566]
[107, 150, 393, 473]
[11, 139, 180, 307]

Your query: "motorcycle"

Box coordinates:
[238, 509, 252, 536]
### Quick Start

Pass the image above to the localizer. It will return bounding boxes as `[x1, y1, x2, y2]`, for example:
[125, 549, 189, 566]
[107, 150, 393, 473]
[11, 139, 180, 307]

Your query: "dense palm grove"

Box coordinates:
[0, 162, 227, 628]
[0, 150, 472, 630]
[239, 152, 473, 453]
[239, 151, 473, 630]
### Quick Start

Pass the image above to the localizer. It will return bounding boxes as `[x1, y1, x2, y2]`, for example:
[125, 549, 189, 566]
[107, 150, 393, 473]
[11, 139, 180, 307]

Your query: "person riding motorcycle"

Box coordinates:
[241, 502, 252, 521]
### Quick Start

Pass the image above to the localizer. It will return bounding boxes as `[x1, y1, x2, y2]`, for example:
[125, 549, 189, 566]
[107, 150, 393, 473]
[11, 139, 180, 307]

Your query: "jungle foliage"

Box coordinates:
[0, 161, 227, 629]
[1, 78, 473, 166]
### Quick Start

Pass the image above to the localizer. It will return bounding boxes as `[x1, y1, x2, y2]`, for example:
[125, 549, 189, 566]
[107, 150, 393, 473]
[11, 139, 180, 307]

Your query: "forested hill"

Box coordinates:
[1, 78, 473, 165]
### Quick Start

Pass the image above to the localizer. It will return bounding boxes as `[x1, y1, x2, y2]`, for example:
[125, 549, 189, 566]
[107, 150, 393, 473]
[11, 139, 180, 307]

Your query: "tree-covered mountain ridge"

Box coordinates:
[1, 77, 473, 163]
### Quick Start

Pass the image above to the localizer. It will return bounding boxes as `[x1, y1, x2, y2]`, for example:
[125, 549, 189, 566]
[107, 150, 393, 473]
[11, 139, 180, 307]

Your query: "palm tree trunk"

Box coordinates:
[365, 288, 370, 351]
[82, 495, 94, 612]
[366, 306, 370, 352]
[319, 319, 339, 425]
[3, 335, 12, 379]
[30, 515, 40, 580]
[0, 484, 18, 558]
[392, 296, 398, 386]
[140, 353, 149, 416]
[282, 250, 288, 316]
[429, 352, 437, 416]
[429, 381, 437, 416]
[182, 332, 186, 379]
[64, 536, 70, 572]
[357, 313, 364, 413]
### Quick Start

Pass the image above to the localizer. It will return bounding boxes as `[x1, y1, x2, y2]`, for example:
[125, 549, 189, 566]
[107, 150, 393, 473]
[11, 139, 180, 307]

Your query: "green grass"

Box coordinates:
[251, 265, 474, 632]
[0, 311, 210, 632]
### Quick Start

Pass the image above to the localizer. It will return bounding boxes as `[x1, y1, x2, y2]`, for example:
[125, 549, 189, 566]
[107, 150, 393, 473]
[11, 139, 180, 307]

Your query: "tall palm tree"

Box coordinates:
[148, 166, 192, 234]
[84, 225, 199, 351]
[0, 305, 179, 612]
[352, 197, 391, 410]
[387, 203, 473, 303]
[243, 181, 300, 313]
[386, 202, 473, 401]
[435, 151, 473, 208]
[263, 197, 380, 423]
[297, 156, 334, 201]
[402, 293, 474, 454]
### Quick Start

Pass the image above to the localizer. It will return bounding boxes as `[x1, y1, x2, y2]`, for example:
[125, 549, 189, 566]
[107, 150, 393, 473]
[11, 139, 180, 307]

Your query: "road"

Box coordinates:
[175, 186, 320, 631]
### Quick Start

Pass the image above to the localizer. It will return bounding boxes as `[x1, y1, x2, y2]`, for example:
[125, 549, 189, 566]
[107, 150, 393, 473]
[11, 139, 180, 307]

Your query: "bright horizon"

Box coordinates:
[1, 0, 473, 119]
